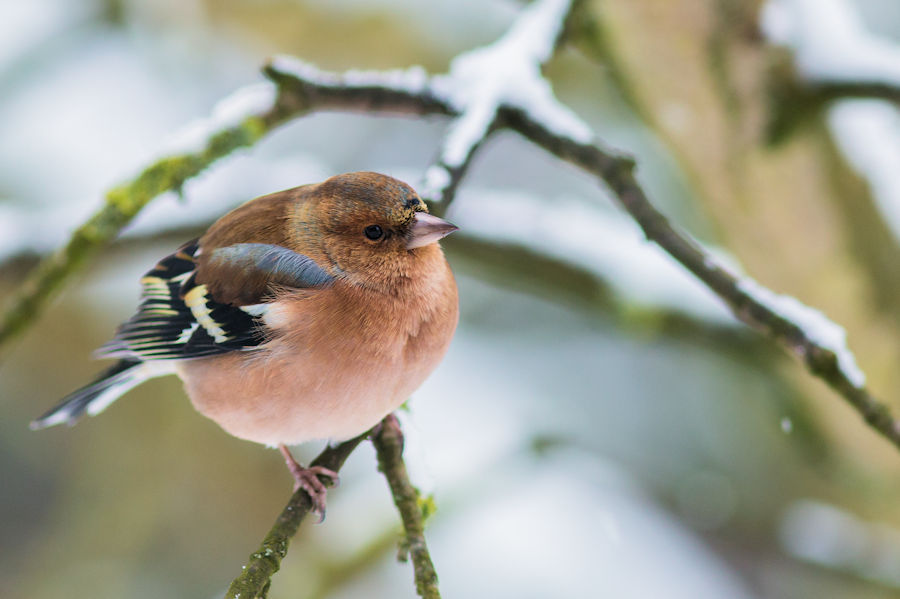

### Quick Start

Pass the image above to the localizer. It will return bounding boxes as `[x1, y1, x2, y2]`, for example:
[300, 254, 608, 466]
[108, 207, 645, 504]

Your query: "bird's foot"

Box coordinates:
[278, 445, 339, 522]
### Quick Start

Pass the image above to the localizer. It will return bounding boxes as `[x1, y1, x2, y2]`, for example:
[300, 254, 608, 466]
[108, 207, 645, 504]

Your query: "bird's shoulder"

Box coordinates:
[99, 214, 336, 362]
[194, 185, 331, 305]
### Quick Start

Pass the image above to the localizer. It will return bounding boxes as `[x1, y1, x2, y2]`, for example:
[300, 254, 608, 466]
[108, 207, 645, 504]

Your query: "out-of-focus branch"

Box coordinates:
[6, 0, 896, 452]
[225, 434, 366, 599]
[497, 106, 900, 449]
[0, 94, 279, 349]
[0, 64, 456, 351]
[261, 0, 900, 454]
[761, 0, 900, 142]
[372, 415, 441, 599]
[765, 57, 900, 144]
[0, 1, 582, 351]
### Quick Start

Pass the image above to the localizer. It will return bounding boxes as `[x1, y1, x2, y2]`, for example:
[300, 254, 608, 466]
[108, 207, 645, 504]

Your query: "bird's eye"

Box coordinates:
[364, 224, 384, 241]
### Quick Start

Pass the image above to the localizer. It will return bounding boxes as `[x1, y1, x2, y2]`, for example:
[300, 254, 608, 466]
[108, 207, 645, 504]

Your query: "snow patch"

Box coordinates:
[424, 0, 592, 199]
[269, 55, 431, 95]
[828, 101, 900, 242]
[761, 0, 900, 85]
[161, 81, 277, 155]
[737, 277, 865, 387]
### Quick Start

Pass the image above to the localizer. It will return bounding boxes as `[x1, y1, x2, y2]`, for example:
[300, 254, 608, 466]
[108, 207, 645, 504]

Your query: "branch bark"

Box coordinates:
[6, 0, 899, 458]
[225, 434, 366, 599]
[11, 1, 900, 594]
[372, 415, 441, 599]
[496, 107, 900, 450]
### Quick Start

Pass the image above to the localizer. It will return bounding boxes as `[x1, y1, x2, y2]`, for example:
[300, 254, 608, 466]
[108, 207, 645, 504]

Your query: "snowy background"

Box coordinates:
[3, 0, 900, 598]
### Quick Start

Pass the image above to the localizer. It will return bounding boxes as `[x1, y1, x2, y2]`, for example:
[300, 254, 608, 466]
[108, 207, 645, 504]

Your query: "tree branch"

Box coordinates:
[372, 415, 441, 599]
[5, 0, 896, 460]
[225, 434, 366, 599]
[498, 106, 900, 449]
[0, 62, 455, 352]
[761, 0, 900, 142]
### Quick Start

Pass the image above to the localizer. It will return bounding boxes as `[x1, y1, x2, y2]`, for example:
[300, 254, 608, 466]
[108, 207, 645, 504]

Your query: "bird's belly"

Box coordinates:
[175, 339, 436, 446]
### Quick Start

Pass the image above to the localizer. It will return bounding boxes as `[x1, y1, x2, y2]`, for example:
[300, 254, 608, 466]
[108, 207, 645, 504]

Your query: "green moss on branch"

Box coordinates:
[0, 113, 275, 349]
[225, 435, 366, 599]
[372, 416, 441, 599]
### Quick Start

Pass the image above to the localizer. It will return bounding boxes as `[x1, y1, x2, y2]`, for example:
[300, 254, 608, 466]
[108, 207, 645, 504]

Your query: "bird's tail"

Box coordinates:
[30, 359, 170, 429]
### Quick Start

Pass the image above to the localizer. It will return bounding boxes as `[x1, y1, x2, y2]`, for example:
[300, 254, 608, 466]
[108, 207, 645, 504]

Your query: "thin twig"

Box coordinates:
[225, 434, 366, 599]
[0, 63, 455, 351]
[497, 106, 900, 449]
[4, 0, 896, 467]
[372, 415, 441, 599]
[9, 3, 900, 597]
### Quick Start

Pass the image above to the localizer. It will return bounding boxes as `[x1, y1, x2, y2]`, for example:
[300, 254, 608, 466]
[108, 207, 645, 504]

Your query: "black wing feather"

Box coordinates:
[97, 240, 267, 361]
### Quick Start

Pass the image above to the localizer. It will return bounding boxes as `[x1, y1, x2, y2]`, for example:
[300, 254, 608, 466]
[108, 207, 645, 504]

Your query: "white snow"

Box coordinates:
[422, 165, 452, 198]
[423, 0, 593, 200]
[448, 189, 736, 323]
[161, 81, 278, 155]
[270, 0, 593, 203]
[780, 499, 900, 589]
[737, 277, 866, 387]
[449, 186, 868, 385]
[828, 101, 900, 242]
[761, 0, 900, 85]
[761, 0, 900, 271]
[269, 55, 431, 95]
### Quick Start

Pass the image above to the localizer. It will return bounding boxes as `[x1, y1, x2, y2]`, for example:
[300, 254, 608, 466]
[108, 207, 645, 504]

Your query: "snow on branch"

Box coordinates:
[495, 106, 898, 446]
[762, 0, 900, 87]
[5, 0, 895, 451]
[737, 278, 865, 387]
[422, 0, 592, 202]
[762, 0, 900, 242]
[6, 0, 900, 594]
[3, 0, 900, 529]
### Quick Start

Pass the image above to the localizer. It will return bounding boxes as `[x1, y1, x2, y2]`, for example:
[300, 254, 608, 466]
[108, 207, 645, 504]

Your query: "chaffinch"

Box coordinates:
[32, 171, 459, 515]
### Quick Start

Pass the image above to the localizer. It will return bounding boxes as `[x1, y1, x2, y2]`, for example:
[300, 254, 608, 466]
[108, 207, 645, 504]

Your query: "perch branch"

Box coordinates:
[372, 415, 441, 599]
[225, 434, 366, 599]
[6, 0, 899, 595]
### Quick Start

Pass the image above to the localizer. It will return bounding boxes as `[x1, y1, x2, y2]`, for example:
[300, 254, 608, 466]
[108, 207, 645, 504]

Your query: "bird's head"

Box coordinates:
[291, 172, 458, 287]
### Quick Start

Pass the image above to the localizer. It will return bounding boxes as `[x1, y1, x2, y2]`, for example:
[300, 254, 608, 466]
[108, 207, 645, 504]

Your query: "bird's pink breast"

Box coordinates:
[175, 260, 458, 446]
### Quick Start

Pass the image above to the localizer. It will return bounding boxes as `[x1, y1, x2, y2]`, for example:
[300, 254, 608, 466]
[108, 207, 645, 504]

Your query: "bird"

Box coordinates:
[31, 171, 460, 516]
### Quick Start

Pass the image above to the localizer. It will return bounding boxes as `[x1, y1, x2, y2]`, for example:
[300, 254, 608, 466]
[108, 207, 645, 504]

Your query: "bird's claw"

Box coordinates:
[278, 444, 339, 522]
[288, 465, 339, 522]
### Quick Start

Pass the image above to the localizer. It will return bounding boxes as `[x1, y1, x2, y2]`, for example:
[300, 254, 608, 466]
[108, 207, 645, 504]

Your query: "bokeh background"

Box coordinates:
[4, 0, 900, 597]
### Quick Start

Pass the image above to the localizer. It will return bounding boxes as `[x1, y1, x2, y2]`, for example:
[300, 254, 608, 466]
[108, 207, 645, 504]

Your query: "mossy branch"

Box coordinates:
[11, 0, 900, 595]
[0, 116, 271, 349]
[0, 64, 456, 352]
[224, 434, 366, 599]
[224, 416, 444, 599]
[372, 415, 441, 599]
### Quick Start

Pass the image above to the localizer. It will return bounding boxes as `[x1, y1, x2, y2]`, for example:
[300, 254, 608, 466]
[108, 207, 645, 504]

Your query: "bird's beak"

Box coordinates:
[406, 212, 459, 249]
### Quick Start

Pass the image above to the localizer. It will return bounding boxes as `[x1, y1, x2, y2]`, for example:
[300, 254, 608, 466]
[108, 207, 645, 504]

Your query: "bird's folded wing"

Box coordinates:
[97, 239, 334, 361]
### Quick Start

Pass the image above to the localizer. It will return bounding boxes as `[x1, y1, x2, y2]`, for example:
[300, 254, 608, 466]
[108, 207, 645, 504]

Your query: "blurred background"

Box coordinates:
[3, 0, 900, 597]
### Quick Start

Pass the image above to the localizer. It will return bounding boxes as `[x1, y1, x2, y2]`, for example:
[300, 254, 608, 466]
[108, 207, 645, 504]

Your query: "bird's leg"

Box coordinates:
[278, 444, 339, 521]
